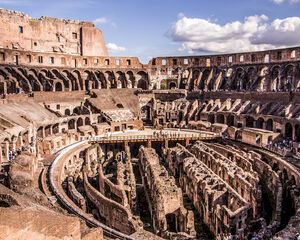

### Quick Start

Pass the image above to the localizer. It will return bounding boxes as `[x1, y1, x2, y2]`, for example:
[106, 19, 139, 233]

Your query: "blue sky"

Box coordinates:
[1, 0, 300, 63]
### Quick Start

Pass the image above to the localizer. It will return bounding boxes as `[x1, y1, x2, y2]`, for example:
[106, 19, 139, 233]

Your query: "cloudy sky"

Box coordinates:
[1, 0, 300, 63]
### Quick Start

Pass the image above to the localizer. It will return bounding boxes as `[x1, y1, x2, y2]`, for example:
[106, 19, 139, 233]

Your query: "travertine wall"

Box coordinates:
[0, 8, 107, 56]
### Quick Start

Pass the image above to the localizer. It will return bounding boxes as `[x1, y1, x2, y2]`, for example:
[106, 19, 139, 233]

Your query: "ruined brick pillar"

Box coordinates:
[124, 141, 128, 149]
[0, 145, 2, 165]
[4, 141, 9, 160]
[164, 139, 168, 149]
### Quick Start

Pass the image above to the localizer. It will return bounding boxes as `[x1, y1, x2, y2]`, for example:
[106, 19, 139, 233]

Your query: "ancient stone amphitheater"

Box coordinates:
[0, 8, 299, 240]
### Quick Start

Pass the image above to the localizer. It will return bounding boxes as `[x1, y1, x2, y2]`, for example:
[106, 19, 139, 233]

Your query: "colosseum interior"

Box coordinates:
[0, 7, 299, 240]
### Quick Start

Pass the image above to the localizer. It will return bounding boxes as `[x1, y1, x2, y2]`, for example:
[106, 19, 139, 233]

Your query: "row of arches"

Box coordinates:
[0, 66, 150, 94]
[208, 113, 300, 139]
[179, 64, 300, 92]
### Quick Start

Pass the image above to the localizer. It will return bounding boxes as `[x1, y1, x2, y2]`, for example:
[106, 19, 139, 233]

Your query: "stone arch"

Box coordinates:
[27, 68, 42, 91]
[84, 70, 99, 90]
[37, 126, 44, 138]
[137, 71, 149, 90]
[38, 70, 53, 92]
[231, 67, 245, 91]
[199, 69, 210, 90]
[105, 71, 115, 88]
[85, 117, 90, 125]
[5, 67, 30, 93]
[284, 64, 294, 90]
[52, 69, 70, 90]
[54, 81, 63, 91]
[227, 115, 234, 127]
[126, 71, 135, 88]
[270, 65, 280, 91]
[272, 162, 279, 172]
[116, 71, 127, 88]
[65, 109, 71, 116]
[44, 125, 52, 137]
[285, 122, 293, 139]
[295, 124, 300, 140]
[216, 114, 225, 124]
[169, 82, 177, 89]
[266, 119, 273, 131]
[68, 119, 75, 129]
[73, 107, 81, 115]
[77, 118, 83, 127]
[95, 71, 107, 89]
[208, 114, 215, 124]
[72, 70, 84, 90]
[189, 69, 199, 91]
[52, 123, 59, 134]
[246, 116, 254, 128]
[62, 70, 79, 91]
[255, 117, 264, 129]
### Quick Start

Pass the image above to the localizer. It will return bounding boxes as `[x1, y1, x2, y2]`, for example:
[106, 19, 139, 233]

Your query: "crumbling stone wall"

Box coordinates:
[0, 8, 107, 56]
[139, 146, 196, 238]
[167, 144, 254, 238]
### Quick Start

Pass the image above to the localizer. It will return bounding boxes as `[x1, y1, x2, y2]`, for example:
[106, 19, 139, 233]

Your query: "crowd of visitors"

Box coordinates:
[266, 136, 299, 156]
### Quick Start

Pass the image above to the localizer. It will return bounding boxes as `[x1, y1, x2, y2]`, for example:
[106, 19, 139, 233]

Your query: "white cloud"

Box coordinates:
[168, 14, 300, 54]
[106, 43, 126, 53]
[271, 0, 300, 3]
[93, 17, 107, 25]
[93, 17, 117, 28]
[271, 0, 284, 3]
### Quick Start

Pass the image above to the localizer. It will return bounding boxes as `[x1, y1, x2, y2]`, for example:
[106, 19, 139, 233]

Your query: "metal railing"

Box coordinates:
[84, 132, 220, 142]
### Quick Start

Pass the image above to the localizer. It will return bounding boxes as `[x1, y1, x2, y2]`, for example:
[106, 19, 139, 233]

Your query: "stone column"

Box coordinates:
[4, 141, 9, 160]
[164, 139, 168, 150]
[0, 145, 2, 165]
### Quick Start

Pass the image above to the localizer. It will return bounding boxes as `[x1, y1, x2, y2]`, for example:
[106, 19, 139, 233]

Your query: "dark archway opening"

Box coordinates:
[246, 117, 254, 128]
[55, 82, 62, 91]
[285, 123, 293, 139]
[256, 118, 264, 129]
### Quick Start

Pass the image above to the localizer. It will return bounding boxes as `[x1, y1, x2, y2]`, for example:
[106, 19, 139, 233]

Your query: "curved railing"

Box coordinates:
[84, 130, 221, 143]
[48, 141, 136, 240]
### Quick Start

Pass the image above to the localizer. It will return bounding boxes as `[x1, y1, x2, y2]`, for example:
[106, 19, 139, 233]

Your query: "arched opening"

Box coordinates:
[199, 69, 210, 90]
[77, 118, 83, 127]
[91, 78, 99, 89]
[246, 116, 254, 128]
[208, 114, 215, 124]
[55, 82, 62, 91]
[285, 122, 293, 139]
[117, 71, 127, 88]
[126, 71, 135, 88]
[45, 125, 51, 137]
[137, 79, 148, 90]
[52, 124, 59, 134]
[266, 119, 273, 131]
[227, 115, 234, 127]
[169, 82, 176, 89]
[216, 114, 225, 124]
[68, 119, 75, 129]
[256, 118, 264, 129]
[37, 126, 43, 138]
[271, 66, 280, 91]
[294, 124, 300, 141]
[73, 107, 81, 115]
[65, 109, 71, 116]
[85, 117, 90, 125]
[137, 71, 148, 90]
[231, 68, 245, 91]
